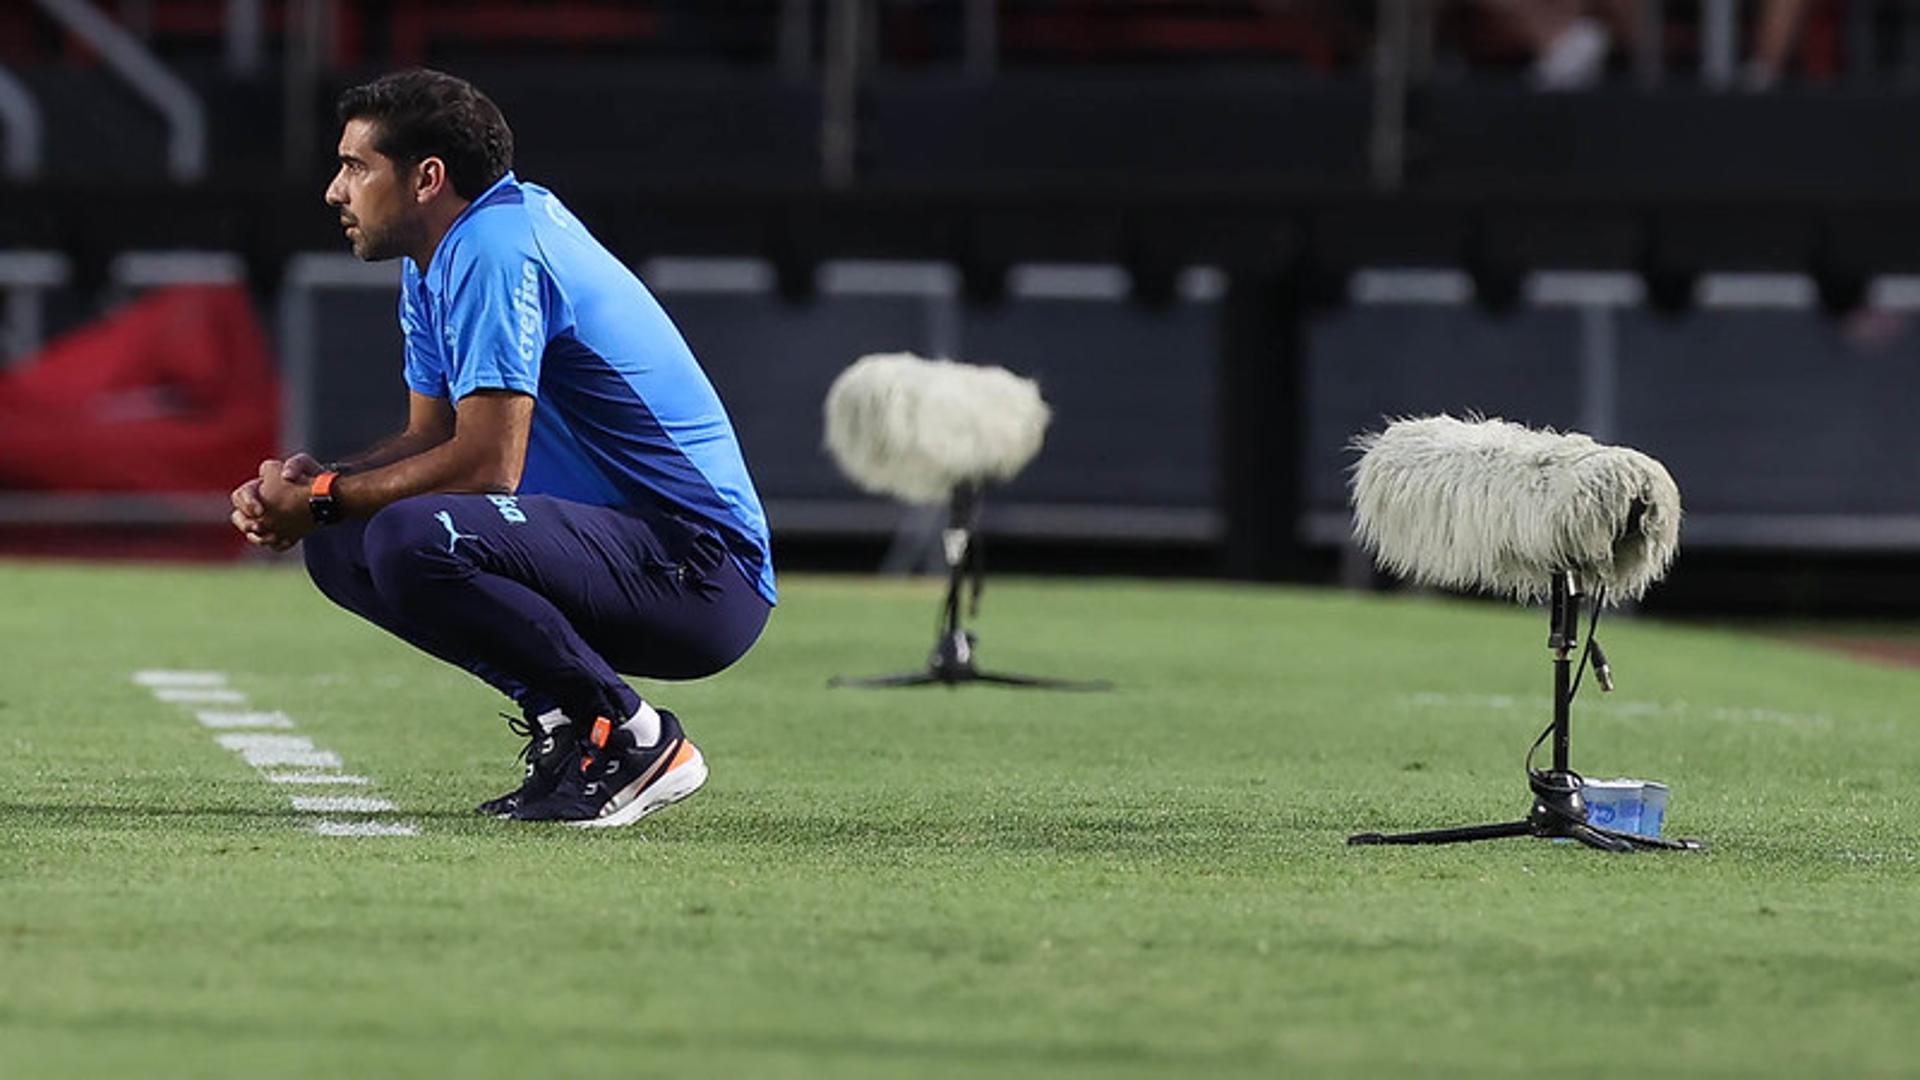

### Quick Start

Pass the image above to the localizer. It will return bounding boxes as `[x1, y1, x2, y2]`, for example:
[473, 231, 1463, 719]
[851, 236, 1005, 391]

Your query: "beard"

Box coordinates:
[347, 215, 425, 263]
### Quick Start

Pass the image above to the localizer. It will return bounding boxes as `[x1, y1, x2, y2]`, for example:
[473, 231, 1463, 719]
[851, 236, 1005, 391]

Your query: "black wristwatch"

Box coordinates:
[309, 470, 344, 526]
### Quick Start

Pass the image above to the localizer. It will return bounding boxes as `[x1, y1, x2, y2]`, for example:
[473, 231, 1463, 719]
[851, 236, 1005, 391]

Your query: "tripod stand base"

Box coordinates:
[1346, 771, 1703, 852]
[829, 630, 1113, 691]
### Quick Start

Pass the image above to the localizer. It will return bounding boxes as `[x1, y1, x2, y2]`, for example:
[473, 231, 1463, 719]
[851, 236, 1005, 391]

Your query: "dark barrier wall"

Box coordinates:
[1308, 305, 1920, 519]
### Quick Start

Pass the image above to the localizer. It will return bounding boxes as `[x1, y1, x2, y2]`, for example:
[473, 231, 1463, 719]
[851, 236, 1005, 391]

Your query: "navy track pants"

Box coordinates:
[302, 492, 770, 723]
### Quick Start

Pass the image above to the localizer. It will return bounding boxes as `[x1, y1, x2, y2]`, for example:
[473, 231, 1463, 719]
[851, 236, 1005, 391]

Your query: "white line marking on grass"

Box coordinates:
[1400, 692, 1832, 730]
[312, 820, 421, 837]
[134, 670, 228, 687]
[1837, 850, 1919, 865]
[154, 687, 246, 704]
[244, 748, 344, 768]
[141, 669, 421, 838]
[291, 795, 397, 814]
[216, 733, 316, 752]
[195, 710, 295, 729]
[263, 772, 371, 785]
[216, 735, 342, 768]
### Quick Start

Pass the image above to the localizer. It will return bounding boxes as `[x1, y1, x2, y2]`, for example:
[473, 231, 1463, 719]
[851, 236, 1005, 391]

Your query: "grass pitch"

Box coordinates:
[2, 560, 1918, 1078]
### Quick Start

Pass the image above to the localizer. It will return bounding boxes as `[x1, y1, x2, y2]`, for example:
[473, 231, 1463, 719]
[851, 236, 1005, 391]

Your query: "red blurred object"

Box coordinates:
[0, 284, 279, 494]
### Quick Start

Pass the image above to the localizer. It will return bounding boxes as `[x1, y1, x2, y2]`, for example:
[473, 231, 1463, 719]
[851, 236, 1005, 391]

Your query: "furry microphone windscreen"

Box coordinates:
[823, 352, 1052, 505]
[1350, 415, 1682, 604]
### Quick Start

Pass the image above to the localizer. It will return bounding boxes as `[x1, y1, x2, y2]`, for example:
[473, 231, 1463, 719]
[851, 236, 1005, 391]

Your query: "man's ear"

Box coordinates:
[413, 156, 448, 204]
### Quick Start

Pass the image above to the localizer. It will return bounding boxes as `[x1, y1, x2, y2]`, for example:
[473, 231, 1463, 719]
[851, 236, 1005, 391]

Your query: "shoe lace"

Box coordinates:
[501, 712, 560, 773]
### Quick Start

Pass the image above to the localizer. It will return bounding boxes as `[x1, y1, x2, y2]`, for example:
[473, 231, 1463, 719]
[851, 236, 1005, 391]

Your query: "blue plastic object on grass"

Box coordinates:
[1580, 778, 1671, 837]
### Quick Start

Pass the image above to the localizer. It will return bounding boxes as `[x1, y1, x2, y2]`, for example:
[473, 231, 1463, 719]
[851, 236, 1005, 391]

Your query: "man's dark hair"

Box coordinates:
[336, 69, 513, 200]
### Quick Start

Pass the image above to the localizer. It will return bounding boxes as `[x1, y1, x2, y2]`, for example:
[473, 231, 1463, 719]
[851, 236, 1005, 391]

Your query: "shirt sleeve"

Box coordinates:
[398, 284, 447, 398]
[440, 238, 559, 402]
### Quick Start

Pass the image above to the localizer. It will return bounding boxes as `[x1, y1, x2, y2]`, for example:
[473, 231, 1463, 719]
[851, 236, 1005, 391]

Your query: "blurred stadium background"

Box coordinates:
[3, 0, 1920, 613]
[13, 8, 1920, 1076]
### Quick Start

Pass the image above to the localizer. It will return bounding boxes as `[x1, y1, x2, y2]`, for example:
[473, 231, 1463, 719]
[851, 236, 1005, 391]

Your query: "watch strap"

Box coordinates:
[309, 470, 343, 525]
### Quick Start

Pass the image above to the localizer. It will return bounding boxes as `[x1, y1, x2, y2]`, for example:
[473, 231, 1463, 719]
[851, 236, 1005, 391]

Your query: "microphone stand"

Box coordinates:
[1347, 572, 1701, 852]
[830, 481, 1112, 691]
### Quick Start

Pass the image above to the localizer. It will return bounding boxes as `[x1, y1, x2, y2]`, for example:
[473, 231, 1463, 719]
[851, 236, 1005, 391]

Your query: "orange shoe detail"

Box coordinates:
[590, 716, 612, 748]
[667, 740, 698, 770]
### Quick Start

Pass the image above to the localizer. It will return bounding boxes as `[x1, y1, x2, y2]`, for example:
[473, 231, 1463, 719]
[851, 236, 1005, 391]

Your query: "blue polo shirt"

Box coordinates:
[397, 172, 775, 604]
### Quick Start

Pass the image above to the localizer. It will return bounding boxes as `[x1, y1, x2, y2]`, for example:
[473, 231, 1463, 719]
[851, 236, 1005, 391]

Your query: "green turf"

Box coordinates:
[2, 560, 1918, 1078]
